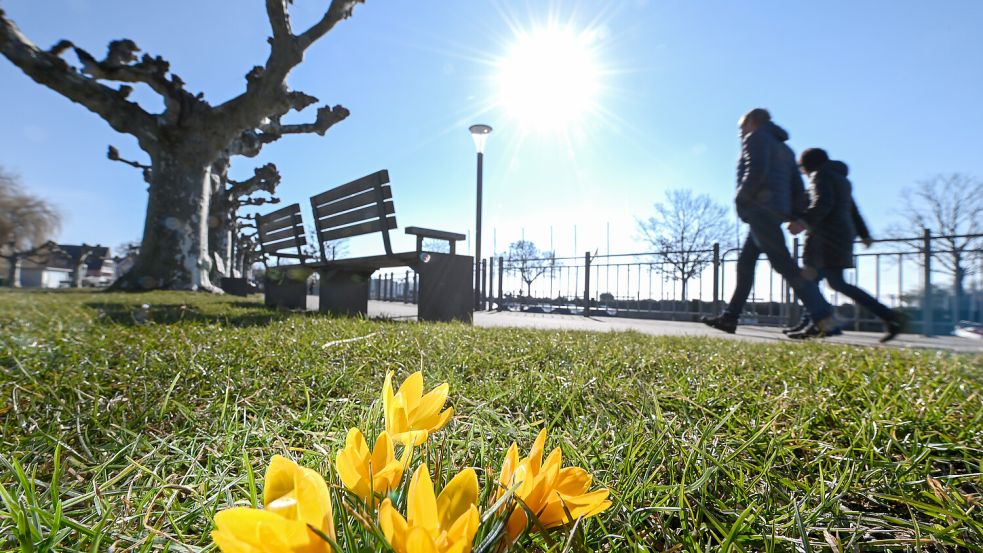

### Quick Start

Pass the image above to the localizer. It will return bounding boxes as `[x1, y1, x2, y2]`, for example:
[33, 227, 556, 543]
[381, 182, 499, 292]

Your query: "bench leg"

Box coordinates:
[416, 253, 473, 323]
[319, 268, 373, 316]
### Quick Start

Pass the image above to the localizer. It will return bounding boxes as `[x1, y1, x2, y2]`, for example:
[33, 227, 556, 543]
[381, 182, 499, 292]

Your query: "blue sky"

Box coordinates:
[1, 0, 981, 261]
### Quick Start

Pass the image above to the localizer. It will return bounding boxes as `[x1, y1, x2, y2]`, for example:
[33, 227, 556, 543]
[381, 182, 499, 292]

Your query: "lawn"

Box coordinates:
[1, 289, 981, 552]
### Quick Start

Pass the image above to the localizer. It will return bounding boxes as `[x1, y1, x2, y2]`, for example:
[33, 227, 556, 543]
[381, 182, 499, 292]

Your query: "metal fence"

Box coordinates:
[369, 231, 983, 336]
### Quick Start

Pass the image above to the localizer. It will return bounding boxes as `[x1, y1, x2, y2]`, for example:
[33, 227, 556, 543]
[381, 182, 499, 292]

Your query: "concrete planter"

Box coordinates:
[220, 277, 250, 297]
[264, 267, 312, 309]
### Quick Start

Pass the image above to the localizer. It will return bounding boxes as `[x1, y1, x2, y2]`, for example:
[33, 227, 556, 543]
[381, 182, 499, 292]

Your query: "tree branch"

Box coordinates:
[227, 163, 281, 199]
[265, 0, 293, 44]
[72, 40, 201, 120]
[107, 145, 153, 183]
[263, 104, 351, 137]
[239, 196, 280, 207]
[297, 0, 365, 50]
[212, 0, 363, 147]
[0, 10, 157, 145]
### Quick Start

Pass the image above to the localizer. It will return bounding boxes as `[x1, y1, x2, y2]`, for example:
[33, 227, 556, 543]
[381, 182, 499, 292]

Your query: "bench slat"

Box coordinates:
[262, 226, 304, 244]
[310, 170, 390, 206]
[258, 213, 302, 235]
[312, 187, 392, 218]
[316, 202, 395, 231]
[262, 251, 307, 259]
[320, 216, 397, 242]
[313, 251, 418, 270]
[262, 235, 306, 253]
[257, 203, 301, 222]
[262, 245, 304, 256]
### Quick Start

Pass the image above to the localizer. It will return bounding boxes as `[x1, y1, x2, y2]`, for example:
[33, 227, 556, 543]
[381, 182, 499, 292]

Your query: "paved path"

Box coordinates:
[307, 297, 983, 353]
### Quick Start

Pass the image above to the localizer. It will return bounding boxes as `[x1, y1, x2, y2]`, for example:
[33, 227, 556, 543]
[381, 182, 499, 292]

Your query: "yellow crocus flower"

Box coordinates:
[378, 464, 480, 553]
[213, 454, 335, 553]
[383, 371, 453, 446]
[497, 429, 612, 542]
[335, 428, 410, 504]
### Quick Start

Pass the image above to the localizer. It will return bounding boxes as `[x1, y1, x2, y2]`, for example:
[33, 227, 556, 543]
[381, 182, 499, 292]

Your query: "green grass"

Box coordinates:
[1, 289, 981, 552]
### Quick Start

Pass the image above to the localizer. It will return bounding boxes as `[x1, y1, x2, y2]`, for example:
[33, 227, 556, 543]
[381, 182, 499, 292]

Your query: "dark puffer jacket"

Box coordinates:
[735, 122, 807, 221]
[800, 160, 871, 269]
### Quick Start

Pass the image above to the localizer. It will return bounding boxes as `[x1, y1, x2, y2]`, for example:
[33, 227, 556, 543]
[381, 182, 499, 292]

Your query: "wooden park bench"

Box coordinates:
[309, 169, 472, 322]
[255, 203, 313, 309]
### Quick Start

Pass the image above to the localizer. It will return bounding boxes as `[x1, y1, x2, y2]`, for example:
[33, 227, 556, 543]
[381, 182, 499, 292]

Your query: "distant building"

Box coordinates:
[18, 262, 71, 288]
[18, 245, 115, 288]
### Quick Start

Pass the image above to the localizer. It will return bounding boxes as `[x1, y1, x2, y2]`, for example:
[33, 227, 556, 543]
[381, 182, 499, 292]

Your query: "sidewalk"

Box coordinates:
[307, 297, 983, 353]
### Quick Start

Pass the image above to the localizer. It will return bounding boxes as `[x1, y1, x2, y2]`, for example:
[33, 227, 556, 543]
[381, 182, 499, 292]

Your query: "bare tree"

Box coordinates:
[301, 228, 348, 261]
[506, 240, 555, 297]
[890, 173, 983, 318]
[637, 189, 731, 300]
[0, 169, 62, 287]
[0, 2, 364, 291]
[209, 162, 281, 279]
[70, 243, 99, 288]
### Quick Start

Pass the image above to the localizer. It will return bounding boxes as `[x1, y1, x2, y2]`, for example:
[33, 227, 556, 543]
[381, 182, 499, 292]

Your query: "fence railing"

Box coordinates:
[368, 231, 983, 336]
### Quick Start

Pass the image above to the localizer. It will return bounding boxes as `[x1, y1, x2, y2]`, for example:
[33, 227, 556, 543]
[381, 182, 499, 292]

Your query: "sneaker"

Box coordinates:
[787, 318, 843, 340]
[701, 314, 737, 334]
[880, 313, 906, 343]
[781, 316, 811, 335]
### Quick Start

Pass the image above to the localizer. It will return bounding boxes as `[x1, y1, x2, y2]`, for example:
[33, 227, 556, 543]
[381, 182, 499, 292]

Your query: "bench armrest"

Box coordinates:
[405, 226, 465, 241]
[405, 226, 466, 254]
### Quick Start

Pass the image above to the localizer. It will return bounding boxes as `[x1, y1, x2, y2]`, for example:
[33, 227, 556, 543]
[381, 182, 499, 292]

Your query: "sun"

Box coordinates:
[495, 24, 603, 134]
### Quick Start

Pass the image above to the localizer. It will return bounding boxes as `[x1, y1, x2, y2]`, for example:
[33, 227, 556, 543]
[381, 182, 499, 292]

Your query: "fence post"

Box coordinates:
[497, 257, 505, 311]
[487, 257, 494, 311]
[712, 242, 720, 314]
[481, 259, 488, 310]
[923, 228, 933, 337]
[404, 270, 410, 303]
[583, 251, 592, 317]
[413, 272, 419, 304]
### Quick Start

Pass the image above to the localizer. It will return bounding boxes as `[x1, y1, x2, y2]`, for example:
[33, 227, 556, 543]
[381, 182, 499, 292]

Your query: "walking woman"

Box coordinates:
[787, 148, 905, 342]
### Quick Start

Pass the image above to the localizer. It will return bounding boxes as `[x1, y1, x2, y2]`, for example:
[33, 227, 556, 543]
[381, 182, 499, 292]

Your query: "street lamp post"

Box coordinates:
[469, 124, 492, 310]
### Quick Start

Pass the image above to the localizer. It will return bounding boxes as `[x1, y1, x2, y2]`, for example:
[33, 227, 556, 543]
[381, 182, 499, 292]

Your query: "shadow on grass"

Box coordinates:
[84, 301, 297, 327]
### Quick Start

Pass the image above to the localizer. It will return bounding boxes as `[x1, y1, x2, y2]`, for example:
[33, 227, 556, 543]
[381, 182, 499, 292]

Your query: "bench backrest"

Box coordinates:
[255, 203, 308, 264]
[310, 170, 396, 259]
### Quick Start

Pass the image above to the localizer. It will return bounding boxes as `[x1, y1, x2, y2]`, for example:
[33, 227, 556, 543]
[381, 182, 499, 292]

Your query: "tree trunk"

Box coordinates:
[73, 260, 84, 288]
[208, 192, 234, 281]
[6, 255, 21, 288]
[113, 149, 219, 292]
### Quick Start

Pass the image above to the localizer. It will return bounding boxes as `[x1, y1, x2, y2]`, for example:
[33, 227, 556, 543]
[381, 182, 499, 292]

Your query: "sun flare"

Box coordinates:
[496, 24, 603, 134]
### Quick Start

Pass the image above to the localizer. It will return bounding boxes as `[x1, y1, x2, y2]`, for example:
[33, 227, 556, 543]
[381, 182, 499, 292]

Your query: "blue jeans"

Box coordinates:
[725, 209, 833, 321]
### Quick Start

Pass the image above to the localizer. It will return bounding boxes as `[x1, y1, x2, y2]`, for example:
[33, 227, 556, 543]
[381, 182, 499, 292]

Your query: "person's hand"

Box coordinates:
[787, 221, 805, 235]
[862, 238, 874, 248]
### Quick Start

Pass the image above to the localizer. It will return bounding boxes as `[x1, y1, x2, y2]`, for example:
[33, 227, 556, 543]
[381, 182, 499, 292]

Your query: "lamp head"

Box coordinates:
[469, 124, 493, 153]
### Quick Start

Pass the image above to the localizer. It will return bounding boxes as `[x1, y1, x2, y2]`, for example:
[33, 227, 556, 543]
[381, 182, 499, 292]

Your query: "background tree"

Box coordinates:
[0, 1, 364, 291]
[70, 243, 99, 288]
[208, 162, 281, 280]
[301, 228, 349, 261]
[637, 189, 732, 300]
[506, 240, 555, 297]
[889, 173, 983, 319]
[0, 169, 62, 287]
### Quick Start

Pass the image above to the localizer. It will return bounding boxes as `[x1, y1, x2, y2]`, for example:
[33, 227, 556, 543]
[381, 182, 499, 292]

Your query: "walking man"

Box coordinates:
[702, 108, 840, 336]
[786, 148, 905, 341]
